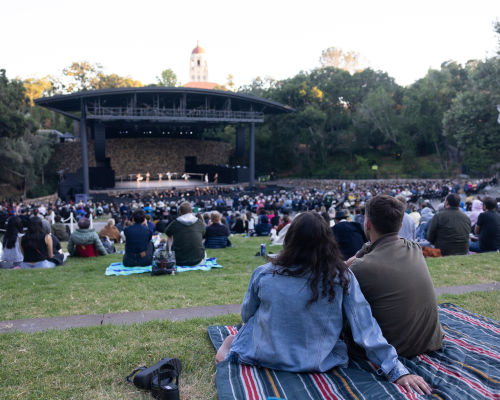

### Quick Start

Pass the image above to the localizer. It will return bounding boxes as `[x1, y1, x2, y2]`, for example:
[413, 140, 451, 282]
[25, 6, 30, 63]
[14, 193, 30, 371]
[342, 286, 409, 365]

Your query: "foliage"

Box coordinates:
[94, 73, 143, 89]
[61, 61, 102, 92]
[443, 57, 500, 174]
[156, 68, 178, 87]
[0, 69, 29, 140]
[319, 47, 361, 73]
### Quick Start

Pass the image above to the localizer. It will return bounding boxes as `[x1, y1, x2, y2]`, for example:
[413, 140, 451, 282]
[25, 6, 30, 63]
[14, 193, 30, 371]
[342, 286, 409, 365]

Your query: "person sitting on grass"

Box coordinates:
[19, 216, 56, 269]
[216, 212, 431, 396]
[469, 196, 500, 253]
[99, 218, 121, 243]
[254, 209, 271, 236]
[123, 209, 153, 267]
[205, 211, 231, 248]
[1, 216, 24, 269]
[51, 215, 69, 242]
[347, 195, 443, 358]
[68, 218, 108, 257]
[165, 202, 206, 266]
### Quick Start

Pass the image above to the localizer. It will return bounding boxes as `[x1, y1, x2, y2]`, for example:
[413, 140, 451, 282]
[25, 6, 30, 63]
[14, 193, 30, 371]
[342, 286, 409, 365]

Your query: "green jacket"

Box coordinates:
[351, 233, 443, 357]
[427, 207, 471, 256]
[68, 229, 108, 256]
[165, 213, 205, 266]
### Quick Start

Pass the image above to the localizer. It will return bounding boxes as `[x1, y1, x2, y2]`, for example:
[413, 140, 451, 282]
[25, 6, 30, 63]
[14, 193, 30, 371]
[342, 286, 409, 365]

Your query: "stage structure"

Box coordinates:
[35, 87, 293, 195]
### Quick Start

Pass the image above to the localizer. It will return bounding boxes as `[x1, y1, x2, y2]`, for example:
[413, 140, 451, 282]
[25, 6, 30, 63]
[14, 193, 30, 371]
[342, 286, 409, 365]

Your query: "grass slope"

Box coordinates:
[1, 292, 498, 400]
[0, 236, 498, 320]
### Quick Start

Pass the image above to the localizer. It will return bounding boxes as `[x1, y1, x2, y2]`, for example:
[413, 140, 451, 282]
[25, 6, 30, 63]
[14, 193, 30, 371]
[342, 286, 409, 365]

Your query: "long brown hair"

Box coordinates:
[272, 212, 349, 305]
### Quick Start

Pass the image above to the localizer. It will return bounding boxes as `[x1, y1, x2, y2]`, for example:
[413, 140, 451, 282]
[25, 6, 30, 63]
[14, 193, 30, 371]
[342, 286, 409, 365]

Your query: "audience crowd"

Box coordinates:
[0, 177, 499, 269]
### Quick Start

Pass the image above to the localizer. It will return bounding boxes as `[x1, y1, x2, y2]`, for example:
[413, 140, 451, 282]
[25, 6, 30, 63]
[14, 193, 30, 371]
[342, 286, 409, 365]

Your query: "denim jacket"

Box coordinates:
[228, 263, 408, 382]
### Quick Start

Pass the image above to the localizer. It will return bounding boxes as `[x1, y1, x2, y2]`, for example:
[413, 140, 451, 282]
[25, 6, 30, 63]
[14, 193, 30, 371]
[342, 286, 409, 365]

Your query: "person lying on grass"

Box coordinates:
[216, 212, 431, 396]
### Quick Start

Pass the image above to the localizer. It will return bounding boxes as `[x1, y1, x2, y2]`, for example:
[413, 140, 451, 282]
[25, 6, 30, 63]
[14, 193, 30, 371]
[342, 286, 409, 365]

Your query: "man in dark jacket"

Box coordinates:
[123, 210, 152, 266]
[427, 194, 471, 256]
[470, 196, 500, 252]
[165, 202, 206, 266]
[332, 209, 367, 260]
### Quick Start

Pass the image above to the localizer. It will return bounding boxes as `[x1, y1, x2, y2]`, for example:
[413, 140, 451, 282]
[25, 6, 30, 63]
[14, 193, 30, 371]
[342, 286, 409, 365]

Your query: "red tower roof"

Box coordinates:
[192, 45, 205, 54]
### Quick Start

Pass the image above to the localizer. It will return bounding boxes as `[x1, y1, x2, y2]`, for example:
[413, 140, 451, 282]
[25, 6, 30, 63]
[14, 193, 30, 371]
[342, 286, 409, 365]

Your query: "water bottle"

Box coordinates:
[260, 243, 266, 257]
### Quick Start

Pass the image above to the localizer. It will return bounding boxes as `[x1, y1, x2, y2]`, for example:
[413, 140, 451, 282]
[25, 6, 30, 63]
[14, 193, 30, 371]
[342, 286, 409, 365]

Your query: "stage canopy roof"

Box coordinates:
[34, 86, 293, 124]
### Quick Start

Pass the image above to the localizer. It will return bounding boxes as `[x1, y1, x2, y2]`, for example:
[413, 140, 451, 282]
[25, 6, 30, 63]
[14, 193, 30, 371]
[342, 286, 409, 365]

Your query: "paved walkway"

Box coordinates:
[0, 282, 497, 334]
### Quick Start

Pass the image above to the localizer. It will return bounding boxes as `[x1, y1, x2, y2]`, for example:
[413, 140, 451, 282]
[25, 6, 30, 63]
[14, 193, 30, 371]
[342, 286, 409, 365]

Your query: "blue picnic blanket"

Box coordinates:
[208, 303, 500, 399]
[105, 257, 223, 276]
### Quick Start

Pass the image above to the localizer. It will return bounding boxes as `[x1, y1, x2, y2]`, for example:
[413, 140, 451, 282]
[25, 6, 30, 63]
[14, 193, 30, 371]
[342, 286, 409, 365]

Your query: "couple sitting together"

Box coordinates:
[216, 195, 442, 395]
[122, 203, 206, 267]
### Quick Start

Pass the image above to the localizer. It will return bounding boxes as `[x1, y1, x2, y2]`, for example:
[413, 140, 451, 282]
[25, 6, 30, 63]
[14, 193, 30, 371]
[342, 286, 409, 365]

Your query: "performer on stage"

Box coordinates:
[136, 173, 143, 183]
[204, 173, 209, 184]
[213, 173, 218, 184]
[182, 173, 190, 181]
[146, 172, 150, 183]
[167, 171, 172, 182]
[158, 173, 163, 182]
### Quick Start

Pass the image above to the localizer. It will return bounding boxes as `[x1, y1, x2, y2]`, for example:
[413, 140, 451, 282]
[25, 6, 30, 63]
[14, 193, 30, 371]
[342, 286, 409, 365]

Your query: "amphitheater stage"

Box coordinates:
[89, 178, 242, 195]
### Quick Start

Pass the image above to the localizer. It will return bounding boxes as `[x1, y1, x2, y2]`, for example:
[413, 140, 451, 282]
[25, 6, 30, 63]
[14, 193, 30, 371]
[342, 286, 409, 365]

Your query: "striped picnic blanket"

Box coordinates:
[208, 303, 500, 400]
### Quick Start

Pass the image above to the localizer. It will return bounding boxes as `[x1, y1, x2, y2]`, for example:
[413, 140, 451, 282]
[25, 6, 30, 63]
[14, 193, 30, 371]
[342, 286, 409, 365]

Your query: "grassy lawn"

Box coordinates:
[0, 235, 498, 400]
[0, 236, 498, 320]
[1, 291, 498, 400]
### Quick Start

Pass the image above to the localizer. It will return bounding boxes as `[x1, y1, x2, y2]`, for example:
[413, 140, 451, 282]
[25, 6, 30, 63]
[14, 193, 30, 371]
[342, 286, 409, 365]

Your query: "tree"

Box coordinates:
[94, 73, 143, 89]
[23, 76, 58, 105]
[319, 47, 361, 74]
[443, 57, 500, 174]
[62, 61, 102, 93]
[226, 74, 235, 91]
[0, 69, 29, 139]
[156, 69, 178, 87]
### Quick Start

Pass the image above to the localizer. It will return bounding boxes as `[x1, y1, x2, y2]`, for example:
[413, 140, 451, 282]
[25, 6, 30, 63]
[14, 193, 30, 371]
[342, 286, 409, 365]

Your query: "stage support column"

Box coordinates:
[249, 122, 255, 187]
[94, 122, 106, 163]
[80, 99, 90, 195]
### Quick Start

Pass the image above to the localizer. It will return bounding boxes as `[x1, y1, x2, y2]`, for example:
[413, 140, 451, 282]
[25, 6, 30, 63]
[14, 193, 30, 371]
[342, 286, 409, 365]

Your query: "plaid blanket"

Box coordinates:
[208, 304, 500, 399]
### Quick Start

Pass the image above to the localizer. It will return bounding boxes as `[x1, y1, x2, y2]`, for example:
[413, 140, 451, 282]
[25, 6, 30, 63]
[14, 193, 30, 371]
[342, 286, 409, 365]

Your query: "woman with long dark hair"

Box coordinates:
[216, 212, 430, 395]
[19, 216, 55, 269]
[1, 216, 24, 268]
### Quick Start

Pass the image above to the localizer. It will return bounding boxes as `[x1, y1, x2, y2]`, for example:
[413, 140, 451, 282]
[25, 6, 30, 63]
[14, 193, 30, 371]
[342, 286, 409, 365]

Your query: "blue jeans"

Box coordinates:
[469, 240, 483, 253]
[19, 260, 56, 269]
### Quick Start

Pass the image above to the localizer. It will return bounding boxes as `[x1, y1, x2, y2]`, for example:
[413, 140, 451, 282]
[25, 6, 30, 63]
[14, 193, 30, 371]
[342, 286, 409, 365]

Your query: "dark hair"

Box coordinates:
[78, 218, 90, 229]
[22, 216, 46, 251]
[483, 196, 497, 211]
[366, 195, 404, 234]
[272, 212, 349, 306]
[132, 209, 146, 224]
[445, 193, 460, 208]
[2, 216, 23, 249]
[54, 215, 62, 223]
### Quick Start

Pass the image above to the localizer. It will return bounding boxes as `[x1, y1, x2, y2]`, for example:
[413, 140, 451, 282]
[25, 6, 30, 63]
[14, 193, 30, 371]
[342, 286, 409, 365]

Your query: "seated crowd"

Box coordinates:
[0, 180, 498, 395]
[1, 180, 499, 269]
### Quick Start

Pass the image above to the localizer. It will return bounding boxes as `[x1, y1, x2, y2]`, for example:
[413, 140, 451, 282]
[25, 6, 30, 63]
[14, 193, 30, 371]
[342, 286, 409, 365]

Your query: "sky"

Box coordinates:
[1, 0, 499, 88]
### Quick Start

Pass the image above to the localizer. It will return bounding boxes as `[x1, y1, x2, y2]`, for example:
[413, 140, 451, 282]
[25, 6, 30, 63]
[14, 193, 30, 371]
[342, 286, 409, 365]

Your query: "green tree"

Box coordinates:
[156, 69, 178, 86]
[443, 57, 500, 174]
[0, 69, 29, 139]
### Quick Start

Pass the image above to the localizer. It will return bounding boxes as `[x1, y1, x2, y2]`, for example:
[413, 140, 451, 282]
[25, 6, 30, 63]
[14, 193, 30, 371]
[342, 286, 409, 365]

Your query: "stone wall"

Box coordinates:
[55, 138, 233, 176]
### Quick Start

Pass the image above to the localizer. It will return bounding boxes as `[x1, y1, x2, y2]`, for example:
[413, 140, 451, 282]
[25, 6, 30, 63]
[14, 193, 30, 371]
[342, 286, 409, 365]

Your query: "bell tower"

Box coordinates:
[189, 41, 208, 82]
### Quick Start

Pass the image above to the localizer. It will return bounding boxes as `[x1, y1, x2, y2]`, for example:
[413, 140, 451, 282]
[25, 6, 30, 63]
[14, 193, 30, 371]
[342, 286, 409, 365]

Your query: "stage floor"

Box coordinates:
[89, 179, 240, 194]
